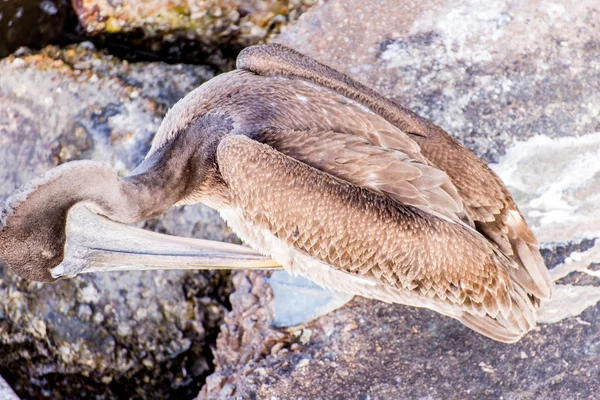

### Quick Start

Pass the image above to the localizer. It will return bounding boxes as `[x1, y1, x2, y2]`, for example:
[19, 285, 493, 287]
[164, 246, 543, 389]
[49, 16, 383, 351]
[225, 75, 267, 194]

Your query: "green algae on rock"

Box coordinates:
[71, 0, 321, 66]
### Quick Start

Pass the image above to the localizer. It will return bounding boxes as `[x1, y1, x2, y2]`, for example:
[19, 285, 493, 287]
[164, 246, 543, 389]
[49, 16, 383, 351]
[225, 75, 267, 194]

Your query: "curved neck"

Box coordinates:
[0, 113, 231, 281]
[0, 148, 195, 282]
[23, 150, 192, 227]
[1, 150, 191, 241]
[88, 127, 216, 223]
[114, 150, 193, 223]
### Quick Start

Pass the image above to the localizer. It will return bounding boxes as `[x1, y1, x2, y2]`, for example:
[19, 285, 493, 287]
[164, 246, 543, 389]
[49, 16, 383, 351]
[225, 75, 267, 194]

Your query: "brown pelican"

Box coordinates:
[0, 44, 552, 343]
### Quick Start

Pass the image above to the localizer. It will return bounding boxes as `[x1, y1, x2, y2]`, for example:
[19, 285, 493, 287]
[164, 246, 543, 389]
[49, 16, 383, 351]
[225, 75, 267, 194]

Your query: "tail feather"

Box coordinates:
[478, 208, 553, 301]
[459, 282, 536, 344]
[459, 313, 524, 343]
[511, 237, 552, 300]
[507, 263, 541, 301]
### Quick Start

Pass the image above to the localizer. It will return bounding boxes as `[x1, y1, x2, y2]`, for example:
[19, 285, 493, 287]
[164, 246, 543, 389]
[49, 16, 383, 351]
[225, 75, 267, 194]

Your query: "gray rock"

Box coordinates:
[0, 374, 19, 400]
[202, 0, 600, 398]
[205, 278, 600, 399]
[0, 44, 212, 197]
[0, 44, 233, 399]
[276, 0, 600, 163]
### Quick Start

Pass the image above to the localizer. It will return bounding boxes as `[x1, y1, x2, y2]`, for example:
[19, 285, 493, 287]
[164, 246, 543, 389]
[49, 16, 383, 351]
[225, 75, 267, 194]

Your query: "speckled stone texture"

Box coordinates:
[0, 44, 235, 399]
[0, 374, 19, 400]
[203, 271, 600, 400]
[201, 0, 600, 398]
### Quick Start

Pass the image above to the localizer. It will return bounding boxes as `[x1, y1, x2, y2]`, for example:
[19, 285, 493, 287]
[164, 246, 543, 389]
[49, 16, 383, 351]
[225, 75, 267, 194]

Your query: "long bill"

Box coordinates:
[51, 205, 282, 280]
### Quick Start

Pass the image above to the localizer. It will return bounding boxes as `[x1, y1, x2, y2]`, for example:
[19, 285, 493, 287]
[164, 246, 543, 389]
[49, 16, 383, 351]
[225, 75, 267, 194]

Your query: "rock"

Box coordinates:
[71, 0, 321, 67]
[202, 0, 600, 398]
[198, 271, 296, 399]
[0, 374, 19, 400]
[276, 0, 600, 163]
[0, 0, 67, 58]
[0, 43, 211, 195]
[205, 287, 600, 399]
[0, 43, 233, 399]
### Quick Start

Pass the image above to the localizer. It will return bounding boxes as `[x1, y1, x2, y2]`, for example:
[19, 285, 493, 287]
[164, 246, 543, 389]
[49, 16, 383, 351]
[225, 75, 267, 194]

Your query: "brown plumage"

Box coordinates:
[0, 44, 551, 343]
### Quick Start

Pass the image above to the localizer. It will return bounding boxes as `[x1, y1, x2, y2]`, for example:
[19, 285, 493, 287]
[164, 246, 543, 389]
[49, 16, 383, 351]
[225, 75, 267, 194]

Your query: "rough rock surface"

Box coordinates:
[203, 271, 600, 400]
[199, 271, 297, 399]
[71, 0, 321, 67]
[202, 0, 600, 398]
[277, 0, 600, 163]
[0, 44, 235, 399]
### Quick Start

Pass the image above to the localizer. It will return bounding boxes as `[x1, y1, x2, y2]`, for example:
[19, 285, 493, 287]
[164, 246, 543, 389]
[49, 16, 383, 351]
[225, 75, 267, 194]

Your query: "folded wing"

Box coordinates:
[238, 43, 552, 301]
[217, 135, 536, 342]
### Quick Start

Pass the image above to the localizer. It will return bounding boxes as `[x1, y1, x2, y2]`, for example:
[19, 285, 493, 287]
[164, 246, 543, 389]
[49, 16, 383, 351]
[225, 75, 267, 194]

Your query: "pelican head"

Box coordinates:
[0, 109, 278, 282]
[0, 162, 125, 281]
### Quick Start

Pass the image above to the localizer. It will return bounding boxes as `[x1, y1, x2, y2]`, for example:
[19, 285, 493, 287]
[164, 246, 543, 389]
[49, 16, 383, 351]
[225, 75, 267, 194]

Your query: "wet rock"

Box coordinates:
[0, 43, 233, 399]
[202, 0, 600, 398]
[71, 0, 321, 67]
[0, 0, 67, 58]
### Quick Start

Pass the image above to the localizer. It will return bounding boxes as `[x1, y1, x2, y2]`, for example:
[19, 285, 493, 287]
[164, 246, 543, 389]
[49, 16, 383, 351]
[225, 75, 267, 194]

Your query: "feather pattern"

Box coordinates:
[259, 128, 464, 221]
[150, 43, 551, 342]
[238, 43, 552, 302]
[217, 135, 535, 342]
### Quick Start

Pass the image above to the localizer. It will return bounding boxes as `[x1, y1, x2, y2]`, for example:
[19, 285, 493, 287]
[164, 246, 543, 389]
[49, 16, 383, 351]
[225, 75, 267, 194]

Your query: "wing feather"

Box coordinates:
[238, 43, 552, 302]
[217, 135, 536, 342]
[259, 128, 464, 221]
